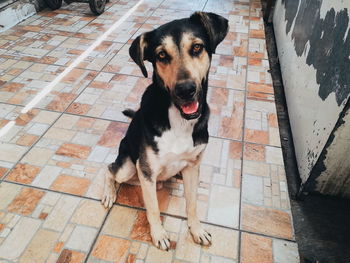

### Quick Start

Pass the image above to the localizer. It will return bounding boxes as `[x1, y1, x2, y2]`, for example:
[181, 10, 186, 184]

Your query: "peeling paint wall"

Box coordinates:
[273, 0, 350, 196]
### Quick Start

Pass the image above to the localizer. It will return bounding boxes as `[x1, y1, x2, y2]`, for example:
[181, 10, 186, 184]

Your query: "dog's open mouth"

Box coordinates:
[179, 101, 200, 119]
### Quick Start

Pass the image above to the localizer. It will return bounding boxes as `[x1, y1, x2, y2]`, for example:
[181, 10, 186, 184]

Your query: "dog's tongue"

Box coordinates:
[181, 101, 199, 115]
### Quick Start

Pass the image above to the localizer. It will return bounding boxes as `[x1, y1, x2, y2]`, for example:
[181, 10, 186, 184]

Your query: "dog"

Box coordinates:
[101, 11, 228, 250]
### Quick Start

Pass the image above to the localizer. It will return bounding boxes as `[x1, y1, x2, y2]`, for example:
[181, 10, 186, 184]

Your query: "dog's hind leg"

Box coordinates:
[102, 148, 136, 208]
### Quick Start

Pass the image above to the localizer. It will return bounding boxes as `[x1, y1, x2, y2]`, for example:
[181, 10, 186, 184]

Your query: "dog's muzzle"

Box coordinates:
[174, 81, 201, 119]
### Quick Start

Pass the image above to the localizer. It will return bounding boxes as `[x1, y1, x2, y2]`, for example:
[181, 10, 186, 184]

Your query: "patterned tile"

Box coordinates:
[241, 232, 299, 263]
[248, 38, 268, 59]
[216, 32, 248, 57]
[0, 104, 60, 179]
[4, 114, 128, 199]
[0, 64, 97, 111]
[117, 137, 242, 228]
[247, 58, 272, 85]
[0, 182, 108, 262]
[249, 16, 265, 39]
[159, 0, 207, 11]
[46, 37, 123, 70]
[87, 205, 239, 263]
[66, 73, 151, 122]
[244, 95, 280, 146]
[209, 54, 247, 90]
[204, 0, 250, 15]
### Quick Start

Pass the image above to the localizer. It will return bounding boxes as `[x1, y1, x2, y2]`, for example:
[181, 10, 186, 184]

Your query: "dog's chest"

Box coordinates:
[154, 106, 205, 177]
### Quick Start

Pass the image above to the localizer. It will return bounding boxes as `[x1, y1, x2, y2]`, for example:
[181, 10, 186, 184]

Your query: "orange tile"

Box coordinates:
[56, 143, 91, 159]
[16, 134, 39, 146]
[250, 29, 265, 39]
[46, 93, 76, 111]
[97, 122, 128, 148]
[210, 87, 229, 105]
[8, 188, 45, 216]
[15, 110, 38, 126]
[92, 235, 130, 262]
[220, 115, 243, 140]
[117, 184, 171, 212]
[50, 174, 91, 195]
[247, 92, 275, 102]
[248, 58, 262, 66]
[0, 167, 8, 178]
[126, 254, 137, 263]
[241, 232, 273, 263]
[244, 143, 265, 162]
[76, 117, 95, 128]
[268, 113, 279, 128]
[241, 204, 293, 240]
[245, 129, 269, 144]
[130, 211, 152, 243]
[247, 82, 274, 94]
[0, 223, 4, 232]
[7, 163, 41, 184]
[54, 241, 64, 253]
[229, 141, 243, 159]
[57, 249, 85, 263]
[66, 102, 91, 115]
[39, 212, 48, 220]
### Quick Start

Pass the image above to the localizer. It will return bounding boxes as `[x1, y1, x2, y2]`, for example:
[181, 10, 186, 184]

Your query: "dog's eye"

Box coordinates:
[157, 51, 167, 60]
[192, 44, 203, 55]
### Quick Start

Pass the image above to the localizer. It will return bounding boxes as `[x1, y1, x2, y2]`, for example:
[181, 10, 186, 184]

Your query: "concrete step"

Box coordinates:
[0, 0, 37, 33]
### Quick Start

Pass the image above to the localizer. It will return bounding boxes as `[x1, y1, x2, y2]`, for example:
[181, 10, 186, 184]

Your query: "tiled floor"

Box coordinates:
[0, 0, 299, 262]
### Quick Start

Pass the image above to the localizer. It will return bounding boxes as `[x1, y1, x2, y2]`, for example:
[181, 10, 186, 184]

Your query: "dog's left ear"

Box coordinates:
[190, 12, 229, 53]
[129, 33, 149, 78]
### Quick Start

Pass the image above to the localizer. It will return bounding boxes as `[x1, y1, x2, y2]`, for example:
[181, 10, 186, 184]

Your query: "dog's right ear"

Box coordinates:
[129, 34, 149, 78]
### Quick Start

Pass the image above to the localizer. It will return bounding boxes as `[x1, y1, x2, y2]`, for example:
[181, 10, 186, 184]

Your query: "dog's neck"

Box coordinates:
[168, 104, 198, 132]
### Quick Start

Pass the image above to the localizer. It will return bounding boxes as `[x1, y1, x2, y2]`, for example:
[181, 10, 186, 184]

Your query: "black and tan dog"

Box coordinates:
[102, 12, 228, 250]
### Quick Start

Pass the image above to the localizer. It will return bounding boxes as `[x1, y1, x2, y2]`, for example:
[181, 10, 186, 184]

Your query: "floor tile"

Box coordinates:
[241, 232, 299, 263]
[0, 64, 97, 111]
[248, 38, 268, 59]
[241, 204, 294, 240]
[87, 205, 239, 263]
[249, 16, 265, 39]
[244, 96, 281, 147]
[0, 182, 108, 262]
[4, 114, 128, 199]
[209, 54, 247, 90]
[117, 137, 242, 228]
[0, 105, 60, 179]
[159, 0, 206, 11]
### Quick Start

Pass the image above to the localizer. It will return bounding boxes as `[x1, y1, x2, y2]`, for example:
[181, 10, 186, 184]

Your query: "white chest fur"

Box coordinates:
[154, 105, 206, 179]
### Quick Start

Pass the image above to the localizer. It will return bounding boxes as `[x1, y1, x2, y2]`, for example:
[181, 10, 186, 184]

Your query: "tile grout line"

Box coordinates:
[237, 0, 253, 261]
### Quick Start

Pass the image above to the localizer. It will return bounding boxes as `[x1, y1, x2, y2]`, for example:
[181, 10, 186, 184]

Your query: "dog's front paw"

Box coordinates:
[101, 183, 117, 209]
[151, 225, 171, 251]
[189, 223, 212, 246]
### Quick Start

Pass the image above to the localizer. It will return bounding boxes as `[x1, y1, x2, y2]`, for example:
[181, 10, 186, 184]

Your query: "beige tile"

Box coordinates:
[241, 232, 273, 263]
[0, 183, 22, 210]
[43, 195, 80, 231]
[146, 246, 173, 263]
[0, 143, 27, 163]
[102, 206, 137, 237]
[175, 222, 201, 262]
[19, 229, 59, 263]
[66, 225, 97, 252]
[22, 147, 55, 166]
[70, 199, 107, 227]
[0, 217, 41, 260]
[207, 185, 240, 228]
[203, 224, 239, 259]
[44, 127, 76, 141]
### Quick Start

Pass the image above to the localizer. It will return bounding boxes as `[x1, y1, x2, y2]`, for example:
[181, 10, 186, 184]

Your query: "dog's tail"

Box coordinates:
[122, 109, 136, 119]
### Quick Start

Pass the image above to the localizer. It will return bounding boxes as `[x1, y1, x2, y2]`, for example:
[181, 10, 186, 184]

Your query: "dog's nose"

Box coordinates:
[175, 82, 196, 100]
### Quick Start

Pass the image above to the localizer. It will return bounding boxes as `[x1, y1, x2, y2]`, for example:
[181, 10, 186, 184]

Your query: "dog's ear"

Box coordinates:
[190, 12, 228, 53]
[129, 33, 149, 78]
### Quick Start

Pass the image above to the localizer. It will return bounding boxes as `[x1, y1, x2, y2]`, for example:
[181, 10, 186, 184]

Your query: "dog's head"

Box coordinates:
[129, 12, 228, 120]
